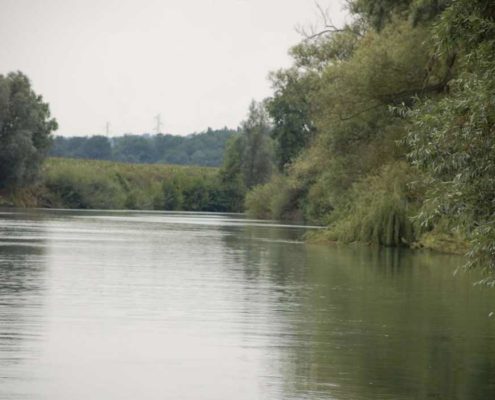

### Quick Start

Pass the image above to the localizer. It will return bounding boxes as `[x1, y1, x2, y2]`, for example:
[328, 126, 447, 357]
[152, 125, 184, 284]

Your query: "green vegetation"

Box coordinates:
[2, 0, 495, 280]
[405, 0, 495, 281]
[217, 101, 275, 212]
[50, 128, 236, 167]
[0, 72, 57, 189]
[39, 158, 228, 211]
[223, 0, 494, 281]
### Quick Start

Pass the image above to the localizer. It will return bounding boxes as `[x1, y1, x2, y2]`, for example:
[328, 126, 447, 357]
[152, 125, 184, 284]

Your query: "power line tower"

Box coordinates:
[154, 114, 163, 134]
[105, 121, 111, 137]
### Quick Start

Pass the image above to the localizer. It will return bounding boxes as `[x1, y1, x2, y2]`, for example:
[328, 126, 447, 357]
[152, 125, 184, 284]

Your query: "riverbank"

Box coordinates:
[0, 187, 40, 208]
[0, 158, 229, 212]
[0, 158, 469, 257]
[306, 227, 469, 256]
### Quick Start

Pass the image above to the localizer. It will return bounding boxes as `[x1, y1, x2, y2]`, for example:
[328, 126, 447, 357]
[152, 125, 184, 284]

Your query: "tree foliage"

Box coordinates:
[266, 69, 317, 170]
[406, 0, 495, 281]
[49, 128, 236, 167]
[4, 0, 495, 282]
[0, 72, 57, 188]
[219, 101, 275, 211]
[239, 101, 274, 189]
[349, 0, 450, 30]
[245, 0, 495, 282]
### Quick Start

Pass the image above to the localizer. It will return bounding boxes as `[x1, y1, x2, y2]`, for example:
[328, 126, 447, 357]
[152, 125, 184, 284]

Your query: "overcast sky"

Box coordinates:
[1, 0, 348, 136]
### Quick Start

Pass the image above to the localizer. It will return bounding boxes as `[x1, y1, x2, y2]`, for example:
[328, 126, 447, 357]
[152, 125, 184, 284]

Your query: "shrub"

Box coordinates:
[41, 158, 223, 211]
[324, 162, 423, 246]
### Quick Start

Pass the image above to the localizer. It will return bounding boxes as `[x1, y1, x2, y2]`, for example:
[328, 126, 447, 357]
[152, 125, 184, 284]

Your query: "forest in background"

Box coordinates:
[1, 0, 494, 280]
[50, 128, 236, 167]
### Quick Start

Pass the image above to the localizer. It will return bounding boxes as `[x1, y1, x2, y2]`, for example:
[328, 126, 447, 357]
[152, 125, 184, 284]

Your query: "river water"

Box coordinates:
[0, 209, 494, 400]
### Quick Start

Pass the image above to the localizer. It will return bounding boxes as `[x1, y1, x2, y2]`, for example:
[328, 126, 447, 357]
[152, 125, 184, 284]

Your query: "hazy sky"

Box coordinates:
[1, 0, 348, 136]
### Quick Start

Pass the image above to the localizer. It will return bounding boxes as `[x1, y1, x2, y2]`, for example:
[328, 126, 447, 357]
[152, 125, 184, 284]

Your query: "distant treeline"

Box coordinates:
[49, 128, 237, 167]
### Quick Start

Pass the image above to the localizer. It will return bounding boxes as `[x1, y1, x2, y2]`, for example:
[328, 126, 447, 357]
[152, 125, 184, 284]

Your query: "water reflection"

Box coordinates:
[222, 224, 495, 400]
[0, 210, 494, 400]
[0, 211, 48, 398]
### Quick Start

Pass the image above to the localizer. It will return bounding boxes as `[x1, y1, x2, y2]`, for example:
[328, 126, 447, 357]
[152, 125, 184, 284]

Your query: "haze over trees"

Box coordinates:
[49, 128, 236, 167]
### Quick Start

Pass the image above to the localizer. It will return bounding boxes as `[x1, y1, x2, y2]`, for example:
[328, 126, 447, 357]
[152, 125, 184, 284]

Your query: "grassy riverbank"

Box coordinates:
[0, 158, 229, 212]
[0, 157, 469, 255]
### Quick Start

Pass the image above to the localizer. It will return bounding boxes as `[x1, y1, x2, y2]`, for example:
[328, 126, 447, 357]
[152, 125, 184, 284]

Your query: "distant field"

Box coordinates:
[37, 157, 227, 211]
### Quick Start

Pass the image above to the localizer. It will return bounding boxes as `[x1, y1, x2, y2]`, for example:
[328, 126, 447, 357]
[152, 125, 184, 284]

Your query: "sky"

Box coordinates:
[0, 0, 348, 136]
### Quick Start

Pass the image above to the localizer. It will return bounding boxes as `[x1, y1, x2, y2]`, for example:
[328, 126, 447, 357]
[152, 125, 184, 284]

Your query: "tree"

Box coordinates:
[240, 101, 274, 189]
[0, 72, 57, 188]
[267, 69, 317, 170]
[406, 0, 495, 281]
[112, 135, 154, 163]
[348, 0, 449, 31]
[81, 135, 111, 160]
[218, 101, 275, 211]
[218, 133, 246, 212]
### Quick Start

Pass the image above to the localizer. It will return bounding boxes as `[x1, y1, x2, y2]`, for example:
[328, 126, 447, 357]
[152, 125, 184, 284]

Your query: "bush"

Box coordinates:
[41, 158, 224, 211]
[323, 162, 423, 246]
[245, 175, 304, 221]
[44, 160, 127, 209]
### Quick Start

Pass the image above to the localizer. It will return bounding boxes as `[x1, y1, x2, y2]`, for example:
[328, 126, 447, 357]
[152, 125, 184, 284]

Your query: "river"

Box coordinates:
[0, 209, 494, 399]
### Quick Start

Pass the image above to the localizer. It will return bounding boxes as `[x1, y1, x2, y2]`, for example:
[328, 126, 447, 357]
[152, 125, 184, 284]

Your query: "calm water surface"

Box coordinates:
[0, 209, 494, 400]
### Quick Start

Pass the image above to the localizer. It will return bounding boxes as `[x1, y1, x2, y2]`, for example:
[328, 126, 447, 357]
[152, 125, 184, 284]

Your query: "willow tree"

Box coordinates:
[406, 0, 495, 281]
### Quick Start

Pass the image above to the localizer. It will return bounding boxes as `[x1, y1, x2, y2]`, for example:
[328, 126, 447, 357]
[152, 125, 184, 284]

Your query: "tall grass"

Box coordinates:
[40, 158, 226, 211]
